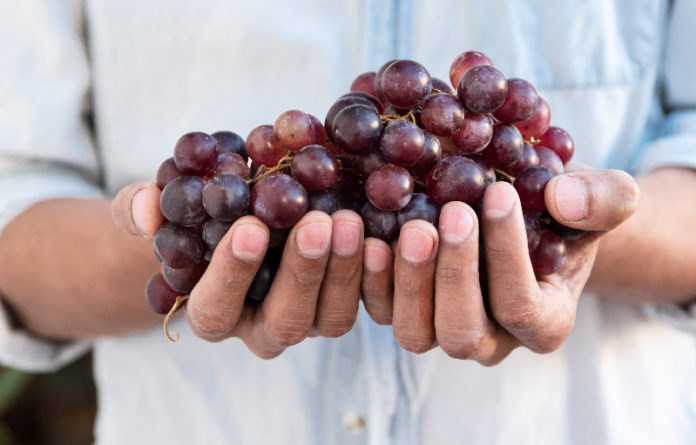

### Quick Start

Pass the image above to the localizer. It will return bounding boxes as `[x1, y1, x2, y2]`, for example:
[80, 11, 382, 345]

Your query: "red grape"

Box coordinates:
[246, 125, 287, 167]
[324, 96, 378, 136]
[153, 222, 206, 269]
[535, 146, 564, 175]
[531, 229, 567, 275]
[408, 131, 442, 175]
[202, 218, 233, 251]
[273, 110, 322, 152]
[365, 164, 414, 211]
[331, 104, 383, 155]
[308, 188, 340, 215]
[214, 152, 250, 178]
[352, 148, 387, 177]
[350, 72, 378, 98]
[539, 126, 574, 164]
[173, 132, 218, 176]
[212, 131, 247, 161]
[156, 157, 182, 190]
[514, 97, 551, 140]
[523, 212, 541, 252]
[145, 272, 180, 315]
[397, 193, 440, 228]
[506, 142, 539, 176]
[360, 201, 398, 241]
[160, 176, 207, 226]
[291, 144, 339, 190]
[513, 165, 555, 212]
[452, 113, 494, 154]
[250, 174, 308, 229]
[425, 156, 486, 206]
[381, 60, 432, 109]
[492, 78, 539, 124]
[432, 77, 454, 94]
[162, 261, 207, 294]
[481, 124, 523, 168]
[457, 65, 507, 114]
[449, 51, 493, 89]
[420, 93, 466, 136]
[201, 173, 250, 221]
[379, 120, 425, 167]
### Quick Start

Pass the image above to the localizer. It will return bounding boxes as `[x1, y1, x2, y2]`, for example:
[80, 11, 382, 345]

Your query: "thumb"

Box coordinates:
[544, 168, 639, 232]
[111, 181, 164, 239]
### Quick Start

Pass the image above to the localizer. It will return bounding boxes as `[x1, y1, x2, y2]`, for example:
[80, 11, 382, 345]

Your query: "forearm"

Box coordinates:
[0, 198, 162, 340]
[587, 167, 696, 304]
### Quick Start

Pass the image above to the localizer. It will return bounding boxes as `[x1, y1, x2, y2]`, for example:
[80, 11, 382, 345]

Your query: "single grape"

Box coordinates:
[214, 152, 251, 178]
[408, 131, 442, 175]
[449, 51, 493, 89]
[173, 132, 219, 176]
[530, 229, 567, 275]
[350, 72, 378, 98]
[535, 146, 564, 175]
[432, 77, 454, 94]
[156, 157, 182, 190]
[273, 110, 320, 152]
[153, 222, 206, 269]
[425, 156, 486, 206]
[246, 250, 282, 303]
[290, 144, 339, 190]
[352, 148, 387, 177]
[160, 176, 207, 226]
[492, 78, 539, 124]
[212, 131, 247, 161]
[513, 165, 555, 212]
[250, 174, 308, 229]
[523, 212, 541, 252]
[360, 201, 398, 241]
[464, 155, 497, 185]
[202, 173, 250, 221]
[307, 113, 327, 145]
[420, 93, 466, 136]
[202, 218, 233, 251]
[452, 113, 494, 154]
[365, 164, 414, 211]
[162, 261, 207, 294]
[481, 124, 524, 167]
[308, 188, 340, 214]
[374, 59, 398, 104]
[397, 193, 441, 228]
[539, 126, 575, 164]
[506, 142, 540, 176]
[246, 125, 287, 167]
[514, 97, 551, 140]
[381, 60, 432, 109]
[145, 272, 180, 315]
[332, 104, 383, 155]
[379, 120, 425, 167]
[341, 91, 384, 114]
[457, 65, 507, 114]
[324, 96, 378, 136]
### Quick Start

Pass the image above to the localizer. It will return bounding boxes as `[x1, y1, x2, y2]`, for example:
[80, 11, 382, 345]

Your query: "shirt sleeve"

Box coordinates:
[0, 0, 102, 371]
[636, 0, 696, 334]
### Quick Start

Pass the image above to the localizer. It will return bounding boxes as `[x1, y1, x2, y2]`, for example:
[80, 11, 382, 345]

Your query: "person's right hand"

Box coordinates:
[112, 181, 364, 358]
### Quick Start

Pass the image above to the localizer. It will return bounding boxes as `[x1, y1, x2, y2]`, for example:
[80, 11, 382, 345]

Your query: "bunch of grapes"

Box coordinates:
[145, 50, 584, 336]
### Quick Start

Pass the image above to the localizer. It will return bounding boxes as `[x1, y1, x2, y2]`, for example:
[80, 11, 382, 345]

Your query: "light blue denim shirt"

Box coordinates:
[1, 1, 695, 444]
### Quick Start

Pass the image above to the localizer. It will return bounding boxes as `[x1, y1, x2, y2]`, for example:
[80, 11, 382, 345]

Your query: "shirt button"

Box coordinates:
[342, 410, 366, 433]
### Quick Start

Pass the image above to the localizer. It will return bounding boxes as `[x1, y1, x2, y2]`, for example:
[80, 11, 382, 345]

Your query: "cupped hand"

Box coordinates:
[361, 165, 639, 365]
[112, 182, 364, 358]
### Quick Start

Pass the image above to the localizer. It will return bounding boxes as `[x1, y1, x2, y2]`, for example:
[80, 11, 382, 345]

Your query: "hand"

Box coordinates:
[112, 182, 364, 358]
[360, 165, 639, 365]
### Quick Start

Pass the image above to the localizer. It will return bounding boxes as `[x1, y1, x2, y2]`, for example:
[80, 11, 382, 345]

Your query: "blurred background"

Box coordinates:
[0, 355, 95, 445]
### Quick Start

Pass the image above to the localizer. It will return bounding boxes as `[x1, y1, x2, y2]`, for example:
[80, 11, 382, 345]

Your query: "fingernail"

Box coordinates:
[332, 220, 361, 256]
[439, 204, 473, 244]
[296, 222, 332, 258]
[399, 227, 435, 263]
[484, 184, 515, 219]
[554, 176, 588, 222]
[364, 244, 390, 272]
[231, 224, 269, 261]
[132, 186, 159, 238]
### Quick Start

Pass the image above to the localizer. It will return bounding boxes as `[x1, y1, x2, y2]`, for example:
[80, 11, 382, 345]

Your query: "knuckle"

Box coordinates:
[438, 329, 485, 360]
[251, 347, 284, 360]
[436, 265, 463, 282]
[494, 303, 540, 334]
[394, 326, 435, 354]
[293, 268, 324, 292]
[315, 315, 357, 338]
[266, 321, 310, 348]
[188, 306, 236, 338]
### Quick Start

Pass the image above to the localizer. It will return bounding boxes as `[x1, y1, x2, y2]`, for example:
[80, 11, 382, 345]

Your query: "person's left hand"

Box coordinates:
[360, 165, 639, 365]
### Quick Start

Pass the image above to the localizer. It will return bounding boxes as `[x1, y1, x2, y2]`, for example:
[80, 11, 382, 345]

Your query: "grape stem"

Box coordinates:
[493, 168, 515, 184]
[163, 295, 190, 343]
[248, 152, 294, 185]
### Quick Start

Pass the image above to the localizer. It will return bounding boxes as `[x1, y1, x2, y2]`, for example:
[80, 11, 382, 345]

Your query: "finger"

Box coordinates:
[482, 182, 575, 353]
[361, 237, 395, 325]
[111, 182, 164, 239]
[434, 202, 519, 363]
[392, 220, 439, 354]
[255, 211, 333, 354]
[545, 169, 639, 231]
[314, 210, 364, 337]
[186, 216, 269, 341]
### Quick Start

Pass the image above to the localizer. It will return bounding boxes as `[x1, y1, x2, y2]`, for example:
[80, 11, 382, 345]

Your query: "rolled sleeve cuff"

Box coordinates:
[0, 165, 103, 371]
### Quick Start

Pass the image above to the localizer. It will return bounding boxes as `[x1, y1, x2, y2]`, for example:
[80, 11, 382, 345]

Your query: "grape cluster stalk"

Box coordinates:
[145, 51, 583, 341]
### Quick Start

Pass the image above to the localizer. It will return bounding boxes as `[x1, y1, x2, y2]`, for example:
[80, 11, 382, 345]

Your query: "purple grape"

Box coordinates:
[290, 144, 339, 190]
[379, 120, 425, 167]
[160, 176, 207, 226]
[324, 96, 378, 136]
[360, 202, 398, 241]
[514, 96, 551, 140]
[162, 261, 207, 294]
[374, 59, 398, 105]
[332, 105, 383, 155]
[431, 77, 454, 94]
[202, 218, 233, 251]
[214, 152, 250, 178]
[381, 60, 432, 109]
[153, 222, 206, 269]
[457, 65, 507, 114]
[420, 93, 466, 136]
[352, 148, 387, 177]
[539, 126, 574, 164]
[156, 157, 182, 190]
[308, 188, 340, 214]
[397, 193, 441, 228]
[452, 113, 494, 154]
[408, 131, 442, 175]
[173, 132, 219, 176]
[246, 250, 282, 303]
[506, 142, 539, 176]
[350, 72, 378, 98]
[535, 146, 564, 175]
[492, 78, 539, 124]
[246, 125, 287, 167]
[544, 214, 587, 241]
[145, 272, 180, 315]
[201, 174, 250, 221]
[250, 174, 308, 229]
[449, 51, 493, 89]
[513, 166, 555, 212]
[365, 164, 414, 211]
[482, 124, 524, 168]
[273, 109, 322, 152]
[523, 212, 541, 252]
[341, 91, 384, 114]
[531, 229, 567, 275]
[212, 131, 247, 161]
[465, 155, 497, 185]
[425, 156, 486, 206]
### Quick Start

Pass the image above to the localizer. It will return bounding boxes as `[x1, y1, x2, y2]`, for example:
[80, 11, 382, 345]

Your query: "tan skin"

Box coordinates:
[0, 165, 691, 363]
